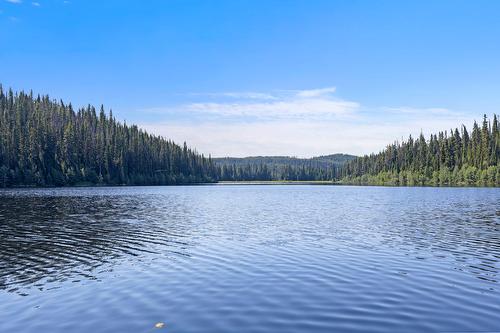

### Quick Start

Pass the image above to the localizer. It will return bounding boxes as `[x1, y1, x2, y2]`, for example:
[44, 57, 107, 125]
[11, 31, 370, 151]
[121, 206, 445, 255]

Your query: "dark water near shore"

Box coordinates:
[0, 185, 499, 333]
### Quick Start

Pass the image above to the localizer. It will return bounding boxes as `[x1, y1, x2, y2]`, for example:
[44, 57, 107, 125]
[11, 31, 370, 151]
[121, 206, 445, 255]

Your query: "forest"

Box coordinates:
[0, 86, 498, 187]
[214, 116, 499, 186]
[341, 115, 499, 186]
[0, 86, 218, 186]
[214, 155, 355, 181]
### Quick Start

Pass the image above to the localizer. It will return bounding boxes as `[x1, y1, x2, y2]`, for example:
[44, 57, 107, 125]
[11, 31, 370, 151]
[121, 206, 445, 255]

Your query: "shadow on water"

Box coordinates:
[0, 191, 194, 295]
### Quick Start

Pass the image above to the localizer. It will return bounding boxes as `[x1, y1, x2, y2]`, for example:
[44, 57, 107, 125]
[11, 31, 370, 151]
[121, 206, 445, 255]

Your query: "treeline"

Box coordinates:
[341, 115, 499, 186]
[0, 86, 218, 187]
[215, 155, 355, 181]
[1, 86, 498, 187]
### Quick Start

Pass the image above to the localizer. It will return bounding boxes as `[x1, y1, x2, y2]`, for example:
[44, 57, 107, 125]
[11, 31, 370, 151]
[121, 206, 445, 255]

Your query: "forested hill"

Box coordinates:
[0, 86, 218, 187]
[214, 154, 356, 181]
[341, 115, 499, 186]
[1, 86, 498, 187]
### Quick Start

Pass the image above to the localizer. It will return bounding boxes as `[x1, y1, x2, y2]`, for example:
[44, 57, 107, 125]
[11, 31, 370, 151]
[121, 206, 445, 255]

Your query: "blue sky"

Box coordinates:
[1, 0, 499, 157]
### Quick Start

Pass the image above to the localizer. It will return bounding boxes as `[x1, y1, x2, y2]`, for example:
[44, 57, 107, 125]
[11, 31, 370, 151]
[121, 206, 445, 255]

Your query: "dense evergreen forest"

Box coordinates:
[341, 115, 499, 186]
[0, 86, 218, 187]
[1, 86, 498, 187]
[214, 155, 355, 181]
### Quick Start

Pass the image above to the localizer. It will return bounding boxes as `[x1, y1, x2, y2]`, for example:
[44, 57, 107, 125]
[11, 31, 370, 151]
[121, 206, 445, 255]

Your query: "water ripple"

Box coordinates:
[0, 186, 499, 333]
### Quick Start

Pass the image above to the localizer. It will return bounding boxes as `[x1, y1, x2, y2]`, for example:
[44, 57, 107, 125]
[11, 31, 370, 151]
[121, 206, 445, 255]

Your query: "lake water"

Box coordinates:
[0, 185, 499, 333]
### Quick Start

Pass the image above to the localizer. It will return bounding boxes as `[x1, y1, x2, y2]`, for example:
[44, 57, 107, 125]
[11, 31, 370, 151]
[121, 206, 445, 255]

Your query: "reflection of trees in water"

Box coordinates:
[0, 194, 193, 295]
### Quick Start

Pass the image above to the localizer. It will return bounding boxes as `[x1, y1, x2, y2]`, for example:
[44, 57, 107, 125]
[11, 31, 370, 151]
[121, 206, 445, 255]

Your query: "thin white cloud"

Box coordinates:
[184, 99, 359, 118]
[381, 106, 456, 116]
[139, 113, 475, 158]
[296, 86, 337, 98]
[190, 87, 339, 100]
[190, 92, 277, 100]
[146, 87, 358, 119]
[135, 86, 475, 157]
[32, 1, 40, 6]
[5, 0, 22, 3]
[219, 92, 277, 100]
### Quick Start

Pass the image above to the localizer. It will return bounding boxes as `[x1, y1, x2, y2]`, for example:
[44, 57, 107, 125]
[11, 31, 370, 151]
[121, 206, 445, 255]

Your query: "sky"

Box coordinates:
[1, 0, 499, 157]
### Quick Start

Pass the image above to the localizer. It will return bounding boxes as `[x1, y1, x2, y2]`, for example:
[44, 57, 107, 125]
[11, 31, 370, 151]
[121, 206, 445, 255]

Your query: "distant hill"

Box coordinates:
[3, 85, 496, 187]
[214, 154, 356, 167]
[214, 154, 356, 181]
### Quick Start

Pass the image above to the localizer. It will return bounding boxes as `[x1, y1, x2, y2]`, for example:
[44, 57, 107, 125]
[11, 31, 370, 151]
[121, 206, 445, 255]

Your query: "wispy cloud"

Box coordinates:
[147, 87, 358, 119]
[296, 86, 337, 98]
[183, 99, 359, 118]
[140, 114, 474, 158]
[381, 106, 456, 116]
[190, 92, 277, 100]
[135, 86, 475, 157]
[188, 86, 338, 101]
[32, 1, 40, 6]
[5, 0, 22, 3]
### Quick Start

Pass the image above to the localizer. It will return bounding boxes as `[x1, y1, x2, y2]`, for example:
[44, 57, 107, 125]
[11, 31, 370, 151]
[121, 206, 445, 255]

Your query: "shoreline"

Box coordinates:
[0, 181, 498, 189]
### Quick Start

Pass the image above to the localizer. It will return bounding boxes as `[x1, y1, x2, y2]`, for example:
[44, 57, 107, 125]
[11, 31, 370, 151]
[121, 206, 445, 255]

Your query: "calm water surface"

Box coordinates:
[0, 185, 499, 332]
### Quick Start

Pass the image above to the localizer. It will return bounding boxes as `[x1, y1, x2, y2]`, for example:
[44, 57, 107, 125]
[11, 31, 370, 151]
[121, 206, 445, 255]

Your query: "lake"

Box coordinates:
[0, 185, 499, 332]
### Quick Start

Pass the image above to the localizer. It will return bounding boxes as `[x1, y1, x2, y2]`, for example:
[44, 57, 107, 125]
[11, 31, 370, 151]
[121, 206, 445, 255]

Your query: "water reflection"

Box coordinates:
[0, 191, 194, 294]
[0, 186, 499, 333]
[0, 187, 499, 296]
[362, 188, 500, 285]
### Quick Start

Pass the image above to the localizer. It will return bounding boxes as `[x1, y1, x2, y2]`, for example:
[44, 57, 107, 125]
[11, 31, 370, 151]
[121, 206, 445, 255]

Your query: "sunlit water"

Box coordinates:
[0, 185, 499, 333]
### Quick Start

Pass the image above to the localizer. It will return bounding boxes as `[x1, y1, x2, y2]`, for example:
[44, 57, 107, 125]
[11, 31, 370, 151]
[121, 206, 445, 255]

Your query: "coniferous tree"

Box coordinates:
[341, 115, 499, 186]
[0, 86, 217, 187]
